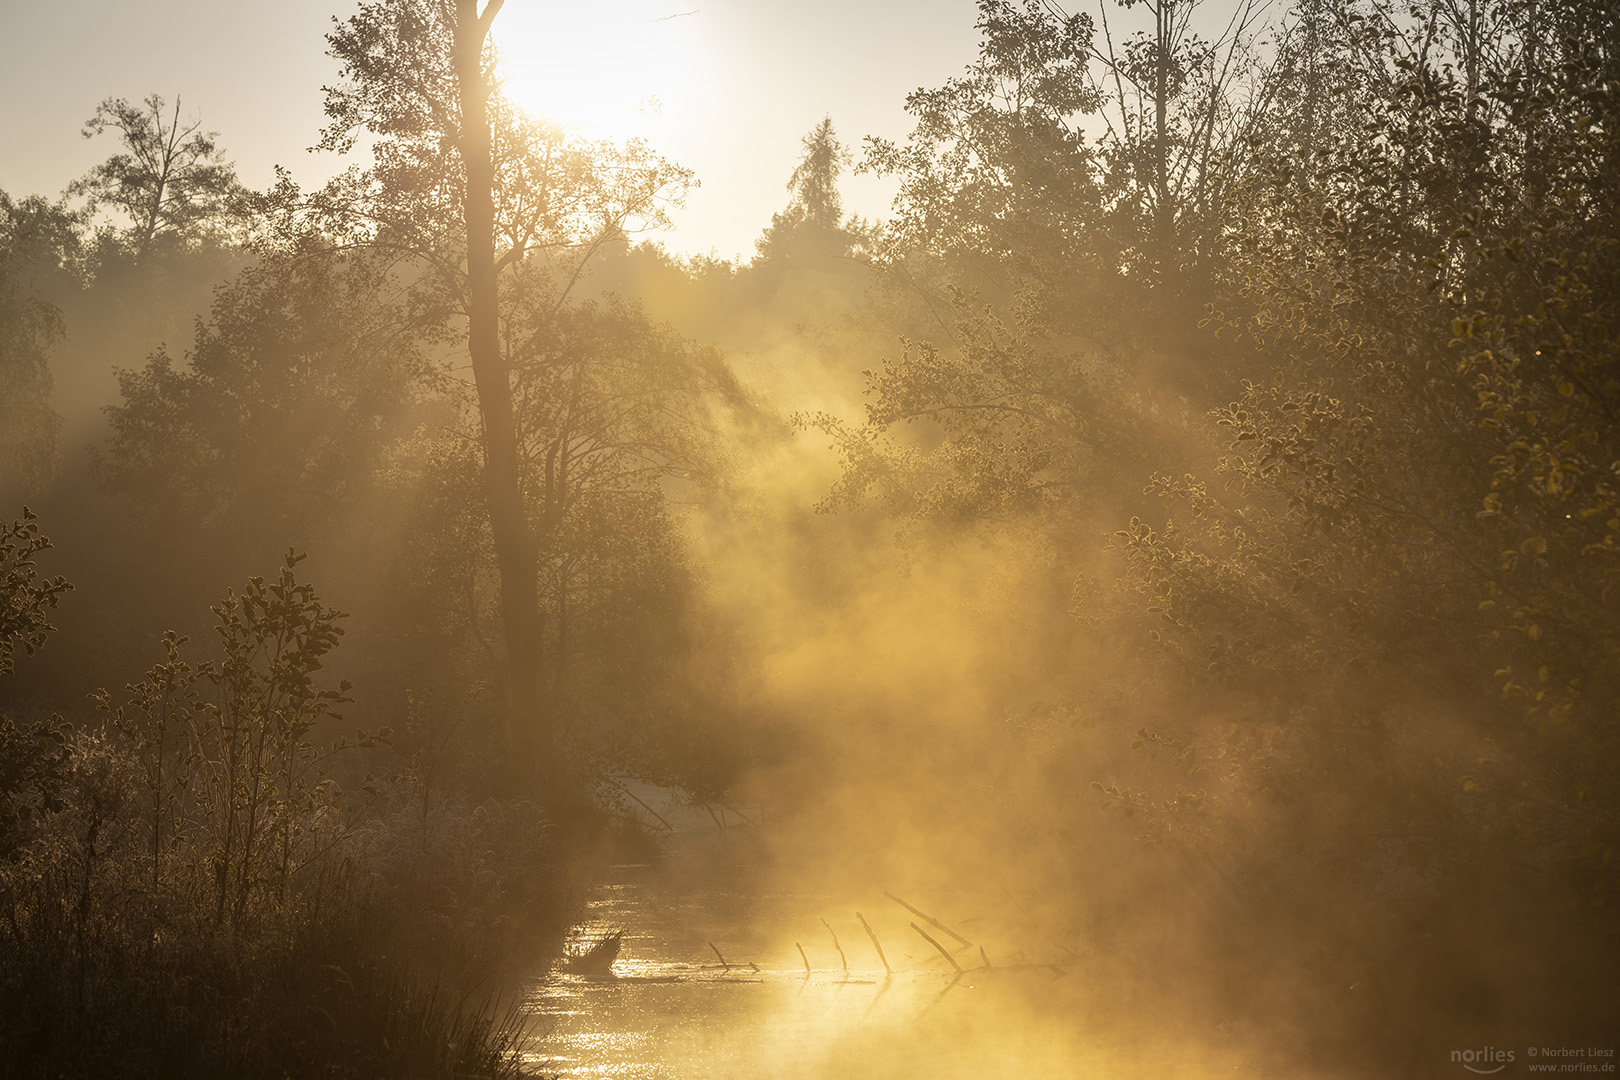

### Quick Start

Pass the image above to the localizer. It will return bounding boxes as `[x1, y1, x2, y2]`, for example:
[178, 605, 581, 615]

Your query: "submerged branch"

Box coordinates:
[708, 942, 730, 971]
[910, 922, 963, 974]
[885, 891, 973, 948]
[857, 911, 891, 974]
[821, 918, 848, 972]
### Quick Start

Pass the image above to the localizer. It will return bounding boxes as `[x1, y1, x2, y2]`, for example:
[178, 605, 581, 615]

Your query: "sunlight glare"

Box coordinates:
[495, 2, 711, 142]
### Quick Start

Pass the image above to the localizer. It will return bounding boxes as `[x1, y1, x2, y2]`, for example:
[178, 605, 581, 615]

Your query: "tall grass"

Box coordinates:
[0, 848, 542, 1078]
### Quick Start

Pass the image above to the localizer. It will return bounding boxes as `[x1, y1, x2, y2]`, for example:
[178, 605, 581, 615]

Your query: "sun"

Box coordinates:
[494, 3, 710, 142]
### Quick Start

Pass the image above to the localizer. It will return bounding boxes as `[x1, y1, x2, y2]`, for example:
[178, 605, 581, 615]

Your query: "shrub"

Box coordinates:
[0, 530, 569, 1078]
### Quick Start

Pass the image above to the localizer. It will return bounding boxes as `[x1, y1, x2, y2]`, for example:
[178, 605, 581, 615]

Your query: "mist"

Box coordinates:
[2, 1, 1617, 1077]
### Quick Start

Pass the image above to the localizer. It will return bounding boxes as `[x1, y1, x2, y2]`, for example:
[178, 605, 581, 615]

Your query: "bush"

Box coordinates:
[0, 529, 571, 1078]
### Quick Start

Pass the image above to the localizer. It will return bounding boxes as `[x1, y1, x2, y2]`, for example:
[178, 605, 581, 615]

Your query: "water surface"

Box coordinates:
[521, 830, 1265, 1079]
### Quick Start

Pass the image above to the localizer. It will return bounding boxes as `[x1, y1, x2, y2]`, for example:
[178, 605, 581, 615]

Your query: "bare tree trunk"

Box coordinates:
[1154, 0, 1173, 256]
[451, 0, 558, 793]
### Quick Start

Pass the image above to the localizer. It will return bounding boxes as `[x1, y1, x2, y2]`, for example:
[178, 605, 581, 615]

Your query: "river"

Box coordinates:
[518, 823, 1267, 1079]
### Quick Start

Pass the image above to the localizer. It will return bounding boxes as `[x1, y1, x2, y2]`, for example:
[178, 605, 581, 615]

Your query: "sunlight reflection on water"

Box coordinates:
[516, 843, 1260, 1080]
[524, 966, 989, 1080]
[522, 851, 973, 1078]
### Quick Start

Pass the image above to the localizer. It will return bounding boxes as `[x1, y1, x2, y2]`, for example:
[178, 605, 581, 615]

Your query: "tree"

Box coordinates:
[1085, 0, 1271, 275]
[0, 196, 70, 497]
[448, 0, 541, 787]
[0, 509, 72, 681]
[786, 117, 850, 232]
[756, 117, 859, 261]
[1095, 0, 1620, 1045]
[318, 0, 691, 792]
[380, 289, 749, 795]
[96, 237, 438, 558]
[0, 509, 72, 861]
[69, 94, 244, 262]
[817, 0, 1403, 536]
[862, 0, 1106, 289]
[509, 294, 741, 692]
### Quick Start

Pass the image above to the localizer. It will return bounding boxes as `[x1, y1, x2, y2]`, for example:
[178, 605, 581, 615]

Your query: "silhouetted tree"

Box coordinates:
[815, 1, 1164, 526]
[69, 94, 244, 262]
[383, 289, 748, 793]
[318, 0, 691, 793]
[1085, 0, 1270, 273]
[862, 0, 1106, 284]
[757, 117, 858, 260]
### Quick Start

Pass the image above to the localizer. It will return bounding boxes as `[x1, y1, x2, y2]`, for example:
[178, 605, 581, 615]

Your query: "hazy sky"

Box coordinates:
[0, 0, 983, 260]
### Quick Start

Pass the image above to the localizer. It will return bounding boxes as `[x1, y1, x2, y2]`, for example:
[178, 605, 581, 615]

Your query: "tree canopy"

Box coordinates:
[70, 94, 245, 262]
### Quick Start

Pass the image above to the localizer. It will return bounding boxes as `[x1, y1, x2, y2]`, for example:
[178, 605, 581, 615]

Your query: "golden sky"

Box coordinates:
[0, 0, 981, 259]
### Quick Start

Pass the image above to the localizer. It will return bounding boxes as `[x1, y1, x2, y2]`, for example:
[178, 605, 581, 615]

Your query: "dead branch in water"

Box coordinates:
[708, 942, 731, 971]
[715, 800, 760, 827]
[910, 922, 962, 973]
[979, 945, 992, 970]
[884, 892, 973, 948]
[796, 942, 810, 975]
[820, 918, 848, 972]
[604, 777, 675, 831]
[857, 911, 891, 974]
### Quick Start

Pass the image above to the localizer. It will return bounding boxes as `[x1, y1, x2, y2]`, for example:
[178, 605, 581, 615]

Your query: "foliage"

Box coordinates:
[1084, 0, 1272, 269]
[802, 294, 1157, 525]
[510, 294, 743, 730]
[312, 0, 699, 784]
[0, 509, 74, 860]
[84, 551, 376, 930]
[864, 0, 1269, 286]
[380, 293, 748, 784]
[756, 117, 864, 261]
[862, 0, 1106, 283]
[197, 553, 362, 926]
[96, 239, 440, 554]
[0, 508, 72, 679]
[0, 529, 553, 1078]
[11, 0, 1620, 1069]
[69, 94, 245, 262]
[0, 200, 70, 496]
[314, 0, 692, 319]
[824, 0, 1280, 535]
[0, 710, 69, 864]
[1077, 0, 1620, 1049]
[788, 0, 1620, 1055]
